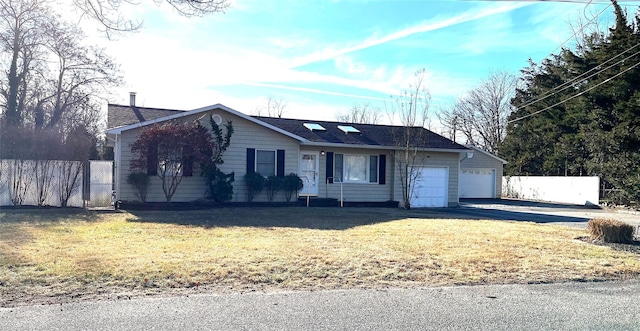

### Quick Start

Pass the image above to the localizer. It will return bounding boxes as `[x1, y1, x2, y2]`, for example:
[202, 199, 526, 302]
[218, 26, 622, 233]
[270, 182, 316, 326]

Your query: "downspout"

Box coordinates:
[458, 151, 474, 206]
[114, 133, 122, 203]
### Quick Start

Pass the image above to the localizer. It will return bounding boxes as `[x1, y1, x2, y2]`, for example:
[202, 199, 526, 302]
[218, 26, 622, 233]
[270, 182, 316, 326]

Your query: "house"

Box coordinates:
[106, 97, 472, 207]
[459, 145, 507, 199]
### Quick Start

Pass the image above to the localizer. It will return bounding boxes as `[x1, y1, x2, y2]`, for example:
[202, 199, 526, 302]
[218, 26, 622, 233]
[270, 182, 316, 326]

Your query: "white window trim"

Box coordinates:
[337, 153, 378, 184]
[255, 149, 277, 177]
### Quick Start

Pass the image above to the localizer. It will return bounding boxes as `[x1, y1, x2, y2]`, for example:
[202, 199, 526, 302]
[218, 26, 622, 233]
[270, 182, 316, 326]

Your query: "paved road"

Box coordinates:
[430, 199, 640, 229]
[2, 281, 640, 330]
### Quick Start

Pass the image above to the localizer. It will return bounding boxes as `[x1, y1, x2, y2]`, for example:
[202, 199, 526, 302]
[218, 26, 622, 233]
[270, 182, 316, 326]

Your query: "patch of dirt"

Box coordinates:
[577, 236, 640, 254]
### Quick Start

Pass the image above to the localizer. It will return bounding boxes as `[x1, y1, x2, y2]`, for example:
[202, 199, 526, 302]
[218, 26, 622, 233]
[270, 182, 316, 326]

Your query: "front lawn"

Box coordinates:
[1, 207, 639, 307]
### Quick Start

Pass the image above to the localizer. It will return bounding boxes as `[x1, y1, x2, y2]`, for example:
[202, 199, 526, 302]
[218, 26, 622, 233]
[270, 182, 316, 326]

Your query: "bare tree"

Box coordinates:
[0, 160, 6, 197]
[335, 103, 382, 124]
[0, 0, 121, 134]
[436, 103, 459, 143]
[255, 96, 287, 118]
[33, 158, 54, 206]
[567, 5, 607, 55]
[72, 0, 230, 38]
[0, 0, 48, 126]
[58, 160, 83, 207]
[39, 19, 121, 130]
[387, 68, 431, 209]
[442, 70, 517, 156]
[8, 159, 30, 205]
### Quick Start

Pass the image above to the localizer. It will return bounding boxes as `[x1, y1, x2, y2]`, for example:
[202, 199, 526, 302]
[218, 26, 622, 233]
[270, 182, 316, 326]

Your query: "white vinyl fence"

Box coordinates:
[0, 159, 113, 208]
[502, 176, 600, 206]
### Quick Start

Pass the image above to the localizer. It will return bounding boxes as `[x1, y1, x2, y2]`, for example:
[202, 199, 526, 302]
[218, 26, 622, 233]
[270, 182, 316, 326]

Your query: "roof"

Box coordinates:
[107, 104, 187, 129]
[105, 104, 307, 142]
[465, 145, 508, 164]
[255, 116, 468, 151]
[105, 102, 468, 152]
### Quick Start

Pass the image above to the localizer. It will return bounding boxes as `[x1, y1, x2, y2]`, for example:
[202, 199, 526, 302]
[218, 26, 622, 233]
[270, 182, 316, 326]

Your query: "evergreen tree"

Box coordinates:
[502, 1, 640, 203]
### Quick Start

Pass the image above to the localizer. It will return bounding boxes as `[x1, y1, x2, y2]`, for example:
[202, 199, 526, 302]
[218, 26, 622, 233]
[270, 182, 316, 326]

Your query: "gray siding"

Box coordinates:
[114, 110, 465, 205]
[460, 151, 504, 198]
[306, 146, 393, 202]
[117, 112, 299, 202]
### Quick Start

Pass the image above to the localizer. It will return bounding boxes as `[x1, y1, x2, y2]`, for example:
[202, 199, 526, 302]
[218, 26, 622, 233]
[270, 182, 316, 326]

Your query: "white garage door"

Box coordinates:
[459, 169, 495, 198]
[411, 167, 448, 208]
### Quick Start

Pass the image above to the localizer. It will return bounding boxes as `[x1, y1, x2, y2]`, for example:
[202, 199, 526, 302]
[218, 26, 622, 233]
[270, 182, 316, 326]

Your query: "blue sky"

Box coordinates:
[77, 0, 637, 129]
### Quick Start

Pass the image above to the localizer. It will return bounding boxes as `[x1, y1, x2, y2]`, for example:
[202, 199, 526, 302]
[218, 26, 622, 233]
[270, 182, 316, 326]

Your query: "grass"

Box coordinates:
[1, 207, 639, 307]
[588, 218, 635, 243]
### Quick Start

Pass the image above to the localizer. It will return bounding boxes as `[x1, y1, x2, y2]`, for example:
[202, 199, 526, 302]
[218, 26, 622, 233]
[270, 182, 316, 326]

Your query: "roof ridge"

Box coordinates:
[252, 115, 424, 129]
[108, 103, 188, 112]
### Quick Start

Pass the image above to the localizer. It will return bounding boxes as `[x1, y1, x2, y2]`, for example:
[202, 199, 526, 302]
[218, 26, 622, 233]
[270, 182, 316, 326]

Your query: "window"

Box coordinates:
[303, 123, 326, 131]
[256, 150, 276, 177]
[157, 144, 184, 176]
[334, 153, 378, 183]
[345, 155, 367, 182]
[247, 148, 285, 177]
[337, 125, 360, 134]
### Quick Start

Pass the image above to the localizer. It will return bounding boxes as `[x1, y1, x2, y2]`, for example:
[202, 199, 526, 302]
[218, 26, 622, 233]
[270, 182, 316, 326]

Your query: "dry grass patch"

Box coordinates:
[587, 218, 635, 243]
[1, 207, 639, 307]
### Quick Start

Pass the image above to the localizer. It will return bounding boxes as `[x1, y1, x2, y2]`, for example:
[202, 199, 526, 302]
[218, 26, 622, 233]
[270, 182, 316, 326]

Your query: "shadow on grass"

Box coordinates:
[124, 204, 593, 230]
[0, 207, 105, 224]
[124, 207, 441, 230]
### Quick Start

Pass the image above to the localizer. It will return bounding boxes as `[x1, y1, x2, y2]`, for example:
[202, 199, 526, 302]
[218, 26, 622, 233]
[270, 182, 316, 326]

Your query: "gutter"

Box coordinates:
[301, 141, 472, 153]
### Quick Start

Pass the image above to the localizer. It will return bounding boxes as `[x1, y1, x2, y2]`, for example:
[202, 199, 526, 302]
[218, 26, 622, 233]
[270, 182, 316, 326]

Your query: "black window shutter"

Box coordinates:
[246, 148, 255, 173]
[378, 154, 386, 185]
[183, 159, 193, 177]
[326, 152, 334, 183]
[147, 145, 158, 176]
[276, 150, 285, 177]
[183, 146, 193, 177]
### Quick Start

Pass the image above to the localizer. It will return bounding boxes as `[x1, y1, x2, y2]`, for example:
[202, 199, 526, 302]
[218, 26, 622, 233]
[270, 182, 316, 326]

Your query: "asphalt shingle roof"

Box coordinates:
[254, 116, 467, 150]
[106, 103, 466, 151]
[107, 104, 186, 129]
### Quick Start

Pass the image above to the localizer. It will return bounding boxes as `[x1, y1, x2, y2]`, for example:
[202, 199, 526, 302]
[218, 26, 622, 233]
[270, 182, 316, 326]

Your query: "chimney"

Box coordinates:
[129, 92, 136, 107]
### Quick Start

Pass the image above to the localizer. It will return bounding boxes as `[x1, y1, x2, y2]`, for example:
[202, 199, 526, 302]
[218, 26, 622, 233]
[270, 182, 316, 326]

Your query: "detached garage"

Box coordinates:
[459, 146, 507, 199]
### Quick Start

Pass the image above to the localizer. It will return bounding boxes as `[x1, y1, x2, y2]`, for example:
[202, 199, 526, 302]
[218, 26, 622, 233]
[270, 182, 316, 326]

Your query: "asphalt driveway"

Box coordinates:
[428, 198, 640, 229]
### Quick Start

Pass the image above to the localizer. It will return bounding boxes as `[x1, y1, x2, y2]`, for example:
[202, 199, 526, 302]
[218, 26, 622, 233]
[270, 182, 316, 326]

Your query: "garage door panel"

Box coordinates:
[411, 167, 448, 208]
[460, 168, 495, 198]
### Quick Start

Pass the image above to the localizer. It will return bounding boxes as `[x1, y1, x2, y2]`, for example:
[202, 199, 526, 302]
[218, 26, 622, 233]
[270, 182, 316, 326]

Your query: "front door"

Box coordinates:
[299, 151, 319, 196]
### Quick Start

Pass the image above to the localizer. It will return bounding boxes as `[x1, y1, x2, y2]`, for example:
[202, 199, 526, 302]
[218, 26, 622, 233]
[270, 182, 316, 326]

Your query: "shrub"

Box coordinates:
[587, 219, 635, 243]
[244, 172, 265, 202]
[127, 172, 151, 202]
[265, 176, 282, 202]
[282, 173, 303, 202]
[203, 166, 234, 202]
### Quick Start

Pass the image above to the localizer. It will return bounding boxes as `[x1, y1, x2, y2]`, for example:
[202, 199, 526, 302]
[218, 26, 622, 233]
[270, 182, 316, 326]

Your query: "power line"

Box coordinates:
[547, 1, 611, 56]
[516, 43, 640, 110]
[507, 59, 640, 123]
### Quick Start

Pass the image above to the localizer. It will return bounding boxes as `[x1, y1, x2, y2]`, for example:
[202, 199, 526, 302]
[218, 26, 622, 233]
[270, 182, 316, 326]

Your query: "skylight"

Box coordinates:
[338, 125, 360, 134]
[303, 123, 326, 131]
